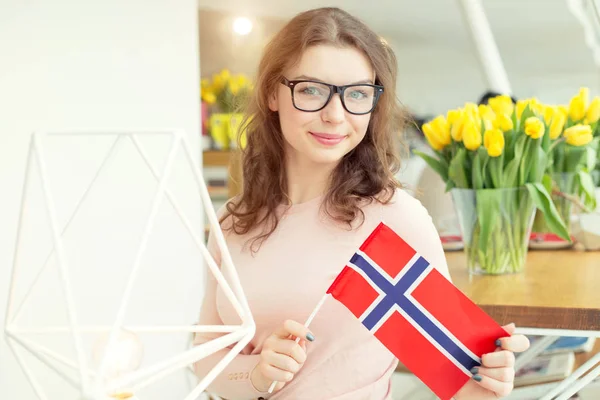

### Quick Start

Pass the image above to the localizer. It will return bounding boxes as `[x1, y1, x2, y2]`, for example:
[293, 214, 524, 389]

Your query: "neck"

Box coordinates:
[285, 153, 337, 205]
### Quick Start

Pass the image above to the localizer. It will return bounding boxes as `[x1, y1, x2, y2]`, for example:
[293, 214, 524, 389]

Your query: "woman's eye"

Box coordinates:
[302, 86, 321, 95]
[348, 90, 367, 100]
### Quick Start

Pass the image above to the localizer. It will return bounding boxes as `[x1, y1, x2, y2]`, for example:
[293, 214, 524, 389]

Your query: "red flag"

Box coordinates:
[327, 222, 508, 400]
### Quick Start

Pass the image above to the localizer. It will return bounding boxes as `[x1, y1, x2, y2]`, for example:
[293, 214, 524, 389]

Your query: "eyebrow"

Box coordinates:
[292, 74, 374, 85]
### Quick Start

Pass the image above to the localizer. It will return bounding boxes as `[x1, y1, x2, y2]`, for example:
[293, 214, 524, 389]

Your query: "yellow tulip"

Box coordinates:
[542, 106, 555, 125]
[487, 95, 514, 116]
[569, 87, 589, 121]
[524, 117, 545, 139]
[447, 109, 464, 141]
[422, 115, 451, 151]
[484, 128, 505, 157]
[220, 69, 231, 81]
[229, 81, 240, 95]
[564, 124, 593, 146]
[202, 91, 217, 104]
[201, 78, 211, 89]
[558, 105, 569, 116]
[529, 98, 543, 114]
[463, 103, 481, 130]
[516, 100, 528, 120]
[494, 113, 513, 132]
[549, 112, 566, 140]
[586, 96, 600, 123]
[446, 109, 461, 125]
[462, 117, 482, 150]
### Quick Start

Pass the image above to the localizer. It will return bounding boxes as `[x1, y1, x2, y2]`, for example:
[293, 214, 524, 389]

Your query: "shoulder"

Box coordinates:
[368, 189, 451, 281]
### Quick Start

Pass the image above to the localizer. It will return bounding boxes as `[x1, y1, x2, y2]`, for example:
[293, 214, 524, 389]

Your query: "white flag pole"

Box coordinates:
[267, 293, 330, 393]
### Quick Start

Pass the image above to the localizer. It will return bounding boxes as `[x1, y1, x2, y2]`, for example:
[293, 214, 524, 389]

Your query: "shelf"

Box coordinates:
[202, 150, 242, 198]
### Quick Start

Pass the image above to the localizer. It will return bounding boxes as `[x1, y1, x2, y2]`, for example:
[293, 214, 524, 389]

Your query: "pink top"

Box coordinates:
[194, 189, 450, 399]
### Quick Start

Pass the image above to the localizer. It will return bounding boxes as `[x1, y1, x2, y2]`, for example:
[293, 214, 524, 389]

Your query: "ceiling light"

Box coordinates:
[233, 17, 253, 36]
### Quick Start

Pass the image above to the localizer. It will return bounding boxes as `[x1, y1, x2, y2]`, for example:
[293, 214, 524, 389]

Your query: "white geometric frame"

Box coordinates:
[3, 130, 256, 400]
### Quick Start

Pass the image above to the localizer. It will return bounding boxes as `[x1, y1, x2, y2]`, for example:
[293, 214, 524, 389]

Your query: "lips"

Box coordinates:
[309, 132, 347, 146]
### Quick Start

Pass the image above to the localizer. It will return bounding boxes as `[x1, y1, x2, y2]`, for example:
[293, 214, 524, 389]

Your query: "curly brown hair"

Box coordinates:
[222, 7, 408, 252]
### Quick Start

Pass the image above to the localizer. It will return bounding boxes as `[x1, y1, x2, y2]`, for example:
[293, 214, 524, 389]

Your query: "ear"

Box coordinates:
[268, 89, 279, 112]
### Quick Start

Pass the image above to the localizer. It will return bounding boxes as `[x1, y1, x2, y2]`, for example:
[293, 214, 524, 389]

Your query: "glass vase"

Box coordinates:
[530, 173, 577, 249]
[451, 187, 536, 275]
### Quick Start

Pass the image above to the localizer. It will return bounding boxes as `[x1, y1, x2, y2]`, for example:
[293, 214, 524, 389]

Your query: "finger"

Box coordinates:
[471, 366, 514, 383]
[263, 351, 301, 374]
[472, 374, 513, 397]
[258, 363, 295, 383]
[269, 339, 307, 364]
[501, 323, 516, 335]
[482, 350, 515, 368]
[497, 334, 530, 353]
[273, 320, 314, 342]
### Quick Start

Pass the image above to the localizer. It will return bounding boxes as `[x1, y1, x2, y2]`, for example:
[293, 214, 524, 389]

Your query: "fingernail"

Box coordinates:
[495, 339, 502, 347]
[306, 333, 315, 342]
[473, 375, 482, 382]
[470, 367, 479, 375]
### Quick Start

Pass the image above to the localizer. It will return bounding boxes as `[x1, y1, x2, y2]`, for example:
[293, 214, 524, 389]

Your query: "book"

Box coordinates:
[515, 352, 575, 387]
[527, 336, 596, 354]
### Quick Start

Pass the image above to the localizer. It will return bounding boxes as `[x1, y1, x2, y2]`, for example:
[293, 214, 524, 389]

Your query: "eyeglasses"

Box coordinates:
[281, 77, 384, 115]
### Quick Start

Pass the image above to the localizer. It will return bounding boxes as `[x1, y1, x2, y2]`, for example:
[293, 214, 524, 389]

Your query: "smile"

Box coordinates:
[309, 132, 347, 146]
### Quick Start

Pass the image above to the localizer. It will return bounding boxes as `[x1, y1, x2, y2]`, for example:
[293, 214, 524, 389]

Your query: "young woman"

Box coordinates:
[194, 7, 529, 400]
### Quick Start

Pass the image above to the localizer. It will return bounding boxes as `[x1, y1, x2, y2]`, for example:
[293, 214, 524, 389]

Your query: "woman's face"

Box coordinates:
[269, 44, 375, 167]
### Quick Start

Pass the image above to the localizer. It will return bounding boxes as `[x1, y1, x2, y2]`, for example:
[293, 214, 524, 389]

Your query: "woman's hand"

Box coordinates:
[250, 319, 314, 393]
[454, 323, 530, 399]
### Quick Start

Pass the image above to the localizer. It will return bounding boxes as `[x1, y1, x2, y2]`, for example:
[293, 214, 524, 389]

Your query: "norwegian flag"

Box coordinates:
[327, 222, 508, 400]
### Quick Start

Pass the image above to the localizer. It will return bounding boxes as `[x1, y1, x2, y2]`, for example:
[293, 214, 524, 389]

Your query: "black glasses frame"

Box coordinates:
[281, 77, 384, 115]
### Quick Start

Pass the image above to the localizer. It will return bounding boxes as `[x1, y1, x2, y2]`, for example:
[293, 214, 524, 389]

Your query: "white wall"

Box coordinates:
[0, 1, 205, 399]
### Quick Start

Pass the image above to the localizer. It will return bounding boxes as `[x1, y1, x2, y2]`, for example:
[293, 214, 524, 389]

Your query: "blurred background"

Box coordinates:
[1, 0, 599, 399]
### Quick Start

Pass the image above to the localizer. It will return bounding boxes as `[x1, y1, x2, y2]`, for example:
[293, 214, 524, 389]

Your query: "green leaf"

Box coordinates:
[476, 189, 501, 254]
[519, 104, 535, 129]
[585, 138, 599, 171]
[504, 159, 521, 188]
[444, 179, 455, 192]
[541, 173, 553, 193]
[488, 154, 504, 188]
[519, 139, 533, 186]
[529, 146, 547, 183]
[413, 150, 449, 181]
[525, 183, 571, 241]
[449, 148, 469, 188]
[472, 151, 484, 190]
[565, 146, 587, 173]
[577, 170, 598, 211]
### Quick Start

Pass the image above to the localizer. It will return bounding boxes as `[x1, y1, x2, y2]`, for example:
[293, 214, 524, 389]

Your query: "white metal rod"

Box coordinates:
[33, 133, 91, 394]
[8, 331, 82, 389]
[94, 132, 181, 397]
[6, 331, 97, 378]
[6, 337, 49, 400]
[180, 136, 253, 323]
[514, 336, 560, 372]
[540, 351, 600, 400]
[515, 327, 600, 338]
[5, 137, 34, 326]
[457, 0, 512, 94]
[555, 362, 600, 400]
[44, 130, 178, 136]
[10, 324, 243, 334]
[268, 294, 329, 393]
[183, 328, 256, 400]
[128, 135, 246, 320]
[12, 135, 122, 324]
[107, 326, 250, 392]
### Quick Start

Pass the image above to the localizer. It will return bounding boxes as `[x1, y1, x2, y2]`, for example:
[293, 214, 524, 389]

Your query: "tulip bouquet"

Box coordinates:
[201, 69, 253, 113]
[201, 69, 253, 149]
[414, 95, 570, 274]
[530, 88, 599, 243]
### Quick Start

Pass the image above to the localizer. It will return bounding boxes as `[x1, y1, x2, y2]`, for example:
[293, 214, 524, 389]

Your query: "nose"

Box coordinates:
[321, 93, 345, 124]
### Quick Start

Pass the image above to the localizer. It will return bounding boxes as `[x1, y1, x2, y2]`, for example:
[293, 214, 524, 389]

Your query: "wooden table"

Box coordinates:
[450, 250, 600, 399]
[447, 250, 600, 331]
